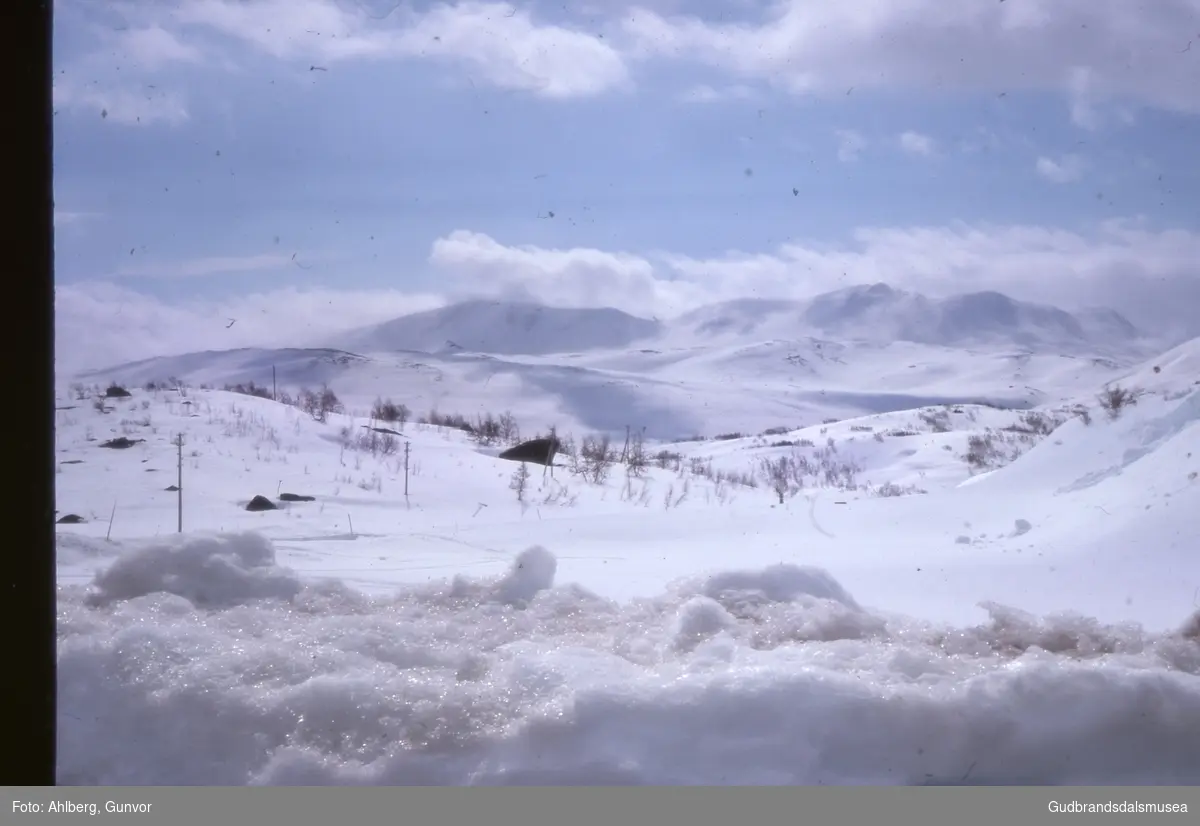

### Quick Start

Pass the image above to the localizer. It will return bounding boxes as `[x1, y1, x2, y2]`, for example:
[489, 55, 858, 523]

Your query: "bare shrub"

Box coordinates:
[1097, 385, 1141, 420]
[510, 462, 530, 502]
[625, 426, 649, 477]
[654, 449, 683, 470]
[420, 409, 473, 433]
[965, 433, 1000, 469]
[371, 397, 410, 426]
[224, 381, 273, 400]
[870, 481, 926, 498]
[470, 412, 503, 446]
[760, 455, 799, 504]
[497, 411, 520, 445]
[579, 434, 614, 484]
[919, 409, 952, 433]
[298, 384, 343, 423]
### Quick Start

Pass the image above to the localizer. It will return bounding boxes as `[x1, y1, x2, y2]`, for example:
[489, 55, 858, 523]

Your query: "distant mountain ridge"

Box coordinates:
[327, 285, 1146, 359]
[332, 300, 664, 357]
[676, 284, 1145, 356]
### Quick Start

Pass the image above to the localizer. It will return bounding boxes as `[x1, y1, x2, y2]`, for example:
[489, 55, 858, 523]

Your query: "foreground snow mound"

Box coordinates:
[57, 534, 1200, 786]
[85, 532, 304, 609]
[440, 545, 559, 608]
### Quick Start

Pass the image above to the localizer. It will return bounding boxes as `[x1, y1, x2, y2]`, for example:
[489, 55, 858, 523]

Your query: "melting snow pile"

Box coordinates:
[58, 532, 1200, 786]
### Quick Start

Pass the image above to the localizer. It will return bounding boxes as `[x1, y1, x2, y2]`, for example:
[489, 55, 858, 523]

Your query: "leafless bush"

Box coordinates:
[869, 481, 926, 498]
[760, 455, 800, 504]
[497, 411, 520, 445]
[625, 427, 649, 477]
[654, 449, 683, 470]
[419, 409, 473, 433]
[762, 425, 792, 436]
[965, 433, 1000, 469]
[510, 462, 530, 502]
[919, 409, 952, 433]
[371, 397, 410, 426]
[1097, 384, 1141, 420]
[578, 434, 614, 484]
[849, 424, 874, 432]
[224, 381, 273, 400]
[469, 412, 504, 446]
[298, 384, 343, 423]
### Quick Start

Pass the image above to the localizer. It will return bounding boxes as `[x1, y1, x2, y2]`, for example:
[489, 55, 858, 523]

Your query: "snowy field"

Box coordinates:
[55, 336, 1200, 785]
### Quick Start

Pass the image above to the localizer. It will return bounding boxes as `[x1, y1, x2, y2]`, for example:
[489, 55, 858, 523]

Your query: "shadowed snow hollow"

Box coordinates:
[57, 532, 1200, 786]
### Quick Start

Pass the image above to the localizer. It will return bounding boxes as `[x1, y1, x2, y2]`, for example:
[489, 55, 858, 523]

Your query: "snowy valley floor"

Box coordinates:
[54, 380, 1200, 785]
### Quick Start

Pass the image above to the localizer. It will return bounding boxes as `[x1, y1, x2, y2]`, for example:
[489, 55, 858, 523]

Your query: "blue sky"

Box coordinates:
[53, 0, 1200, 372]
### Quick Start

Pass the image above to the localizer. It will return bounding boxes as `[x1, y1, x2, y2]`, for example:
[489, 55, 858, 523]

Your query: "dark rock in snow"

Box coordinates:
[279, 493, 315, 502]
[245, 495, 278, 512]
[498, 437, 562, 467]
[99, 437, 144, 449]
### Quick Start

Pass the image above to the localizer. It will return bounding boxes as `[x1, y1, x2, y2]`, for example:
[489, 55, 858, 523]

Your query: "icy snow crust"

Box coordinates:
[58, 532, 1200, 785]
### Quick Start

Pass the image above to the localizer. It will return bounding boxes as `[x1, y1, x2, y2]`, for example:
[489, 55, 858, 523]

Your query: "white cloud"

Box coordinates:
[428, 230, 685, 309]
[679, 83, 759, 103]
[898, 130, 936, 157]
[115, 25, 205, 69]
[171, 0, 629, 98]
[54, 282, 446, 376]
[1036, 154, 1086, 184]
[424, 222, 1200, 339]
[115, 253, 293, 280]
[623, 0, 1200, 116]
[835, 129, 866, 162]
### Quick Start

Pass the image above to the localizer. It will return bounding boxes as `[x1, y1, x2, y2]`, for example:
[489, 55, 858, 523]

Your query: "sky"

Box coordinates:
[53, 0, 1200, 374]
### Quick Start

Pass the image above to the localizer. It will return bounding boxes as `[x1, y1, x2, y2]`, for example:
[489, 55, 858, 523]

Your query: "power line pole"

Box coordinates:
[404, 441, 410, 497]
[272, 365, 277, 402]
[174, 433, 184, 533]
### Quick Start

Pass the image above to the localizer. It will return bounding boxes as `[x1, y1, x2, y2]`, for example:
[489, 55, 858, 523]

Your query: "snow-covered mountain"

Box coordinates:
[673, 284, 1147, 356]
[332, 299, 664, 356]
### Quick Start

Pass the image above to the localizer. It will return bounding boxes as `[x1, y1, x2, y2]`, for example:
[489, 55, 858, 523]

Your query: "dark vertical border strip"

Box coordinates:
[2, 0, 57, 785]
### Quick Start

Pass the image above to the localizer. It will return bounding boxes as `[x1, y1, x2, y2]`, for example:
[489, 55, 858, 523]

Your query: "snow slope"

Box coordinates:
[54, 364, 1200, 785]
[332, 300, 664, 356]
[77, 338, 1139, 444]
[658, 284, 1147, 356]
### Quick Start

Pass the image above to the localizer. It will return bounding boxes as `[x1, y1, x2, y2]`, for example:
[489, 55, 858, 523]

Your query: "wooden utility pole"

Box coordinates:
[174, 433, 184, 533]
[272, 365, 277, 402]
[404, 441, 410, 496]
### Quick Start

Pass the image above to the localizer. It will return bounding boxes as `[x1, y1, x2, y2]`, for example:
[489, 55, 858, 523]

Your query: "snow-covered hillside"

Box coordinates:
[310, 286, 1152, 360]
[76, 334, 1149, 445]
[676, 284, 1148, 356]
[54, 355, 1200, 785]
[332, 300, 664, 356]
